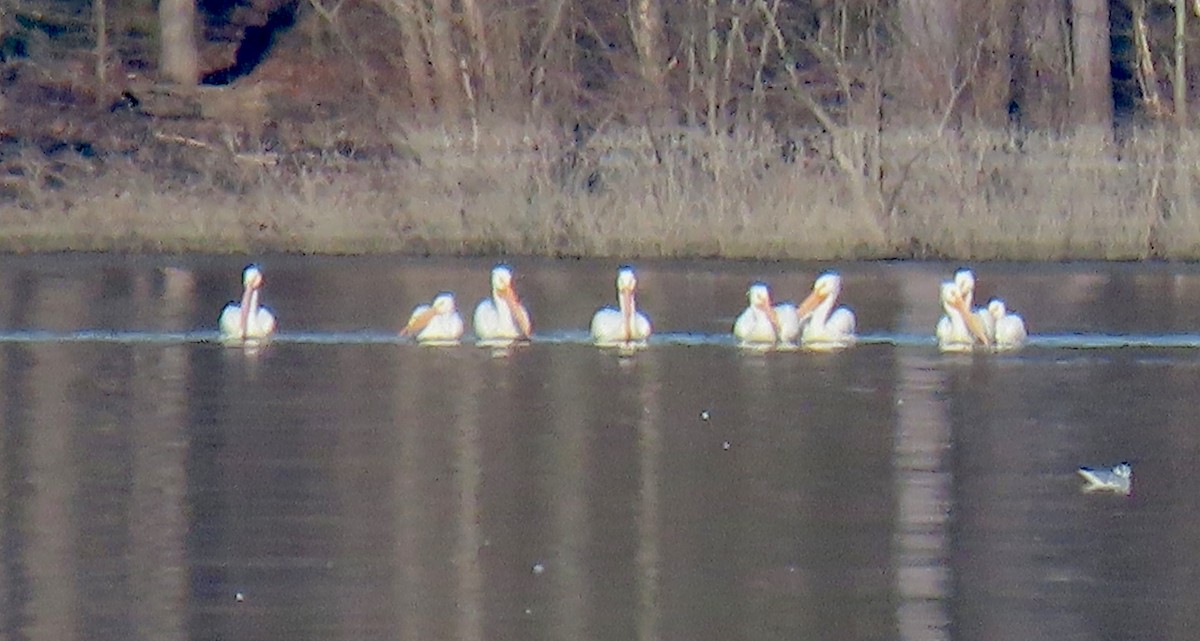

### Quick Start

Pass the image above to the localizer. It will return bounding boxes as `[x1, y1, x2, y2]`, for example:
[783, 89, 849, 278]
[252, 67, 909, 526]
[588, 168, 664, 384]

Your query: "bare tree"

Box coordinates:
[895, 0, 959, 123]
[629, 0, 669, 112]
[159, 0, 199, 85]
[1071, 0, 1114, 131]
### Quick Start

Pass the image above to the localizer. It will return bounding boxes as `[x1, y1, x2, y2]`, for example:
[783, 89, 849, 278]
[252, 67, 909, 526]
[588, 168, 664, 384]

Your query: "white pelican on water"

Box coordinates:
[219, 265, 276, 340]
[796, 272, 856, 348]
[473, 265, 532, 343]
[591, 267, 652, 345]
[987, 298, 1027, 350]
[936, 281, 990, 352]
[733, 282, 799, 346]
[401, 292, 464, 344]
[954, 267, 994, 338]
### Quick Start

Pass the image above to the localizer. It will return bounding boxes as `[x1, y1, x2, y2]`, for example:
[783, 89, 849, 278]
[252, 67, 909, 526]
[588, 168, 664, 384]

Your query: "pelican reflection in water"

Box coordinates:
[473, 264, 532, 344]
[733, 282, 799, 346]
[796, 272, 856, 349]
[402, 292, 465, 344]
[219, 264, 276, 341]
[592, 267, 652, 346]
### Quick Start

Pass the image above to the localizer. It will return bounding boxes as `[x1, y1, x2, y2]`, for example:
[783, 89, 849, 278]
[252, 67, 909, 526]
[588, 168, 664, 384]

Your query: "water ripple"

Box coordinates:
[0, 329, 1198, 350]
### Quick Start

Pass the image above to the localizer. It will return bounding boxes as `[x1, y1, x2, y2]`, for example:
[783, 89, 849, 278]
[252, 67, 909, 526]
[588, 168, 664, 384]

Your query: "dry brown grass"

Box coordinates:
[2, 123, 1198, 259]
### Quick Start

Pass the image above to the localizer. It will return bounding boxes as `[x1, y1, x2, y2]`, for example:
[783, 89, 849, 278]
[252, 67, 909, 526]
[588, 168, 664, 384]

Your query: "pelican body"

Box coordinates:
[733, 283, 799, 346]
[402, 293, 464, 344]
[797, 272, 856, 349]
[1077, 463, 1132, 495]
[987, 299, 1027, 350]
[936, 281, 990, 352]
[219, 265, 276, 340]
[592, 267, 652, 345]
[473, 265, 532, 343]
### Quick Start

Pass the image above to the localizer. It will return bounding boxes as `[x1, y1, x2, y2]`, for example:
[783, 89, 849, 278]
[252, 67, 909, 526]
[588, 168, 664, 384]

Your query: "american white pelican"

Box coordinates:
[796, 272, 856, 348]
[473, 265, 532, 343]
[401, 292, 464, 344]
[936, 281, 990, 352]
[987, 298, 1027, 350]
[219, 265, 276, 340]
[954, 267, 994, 338]
[591, 267, 652, 345]
[733, 282, 799, 345]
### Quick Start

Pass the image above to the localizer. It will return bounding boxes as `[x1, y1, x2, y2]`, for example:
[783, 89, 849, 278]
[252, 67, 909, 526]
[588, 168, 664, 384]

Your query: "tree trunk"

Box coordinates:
[393, 1, 434, 114]
[460, 0, 495, 111]
[1009, 0, 1070, 129]
[159, 0, 199, 86]
[428, 0, 462, 120]
[628, 0, 669, 114]
[895, 0, 958, 123]
[1071, 0, 1113, 131]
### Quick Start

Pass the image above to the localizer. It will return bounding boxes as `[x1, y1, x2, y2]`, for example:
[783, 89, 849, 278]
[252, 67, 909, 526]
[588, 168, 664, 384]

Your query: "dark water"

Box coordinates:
[1, 256, 1199, 641]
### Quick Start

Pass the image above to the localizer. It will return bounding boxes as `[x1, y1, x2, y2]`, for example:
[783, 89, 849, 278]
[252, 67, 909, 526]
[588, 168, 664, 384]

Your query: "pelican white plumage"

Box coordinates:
[936, 281, 991, 352]
[591, 267, 652, 345]
[219, 264, 276, 341]
[401, 292, 464, 344]
[473, 265, 532, 343]
[987, 298, 1027, 350]
[954, 267, 994, 339]
[733, 282, 799, 346]
[796, 272, 856, 348]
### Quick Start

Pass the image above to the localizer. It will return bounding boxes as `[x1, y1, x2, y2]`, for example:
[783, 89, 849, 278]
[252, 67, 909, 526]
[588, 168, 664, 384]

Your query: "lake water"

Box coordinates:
[1, 255, 1199, 641]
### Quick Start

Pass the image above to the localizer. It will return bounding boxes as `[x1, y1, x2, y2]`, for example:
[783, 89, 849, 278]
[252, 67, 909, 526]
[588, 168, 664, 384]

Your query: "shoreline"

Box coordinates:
[4, 125, 1198, 261]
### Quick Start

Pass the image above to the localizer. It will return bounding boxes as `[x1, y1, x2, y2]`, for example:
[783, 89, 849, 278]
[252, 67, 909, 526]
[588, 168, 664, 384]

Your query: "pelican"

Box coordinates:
[219, 264, 276, 340]
[955, 267, 994, 338]
[473, 265, 532, 343]
[733, 282, 799, 346]
[401, 292, 464, 344]
[936, 281, 990, 352]
[796, 272, 856, 348]
[591, 267, 652, 345]
[1077, 463, 1132, 495]
[987, 298, 1027, 350]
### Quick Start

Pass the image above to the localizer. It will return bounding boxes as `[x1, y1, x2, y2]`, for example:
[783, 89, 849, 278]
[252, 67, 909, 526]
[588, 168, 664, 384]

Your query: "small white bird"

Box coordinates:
[401, 292, 464, 344]
[591, 267, 652, 345]
[936, 281, 990, 352]
[733, 282, 799, 346]
[987, 298, 1027, 350]
[1077, 463, 1132, 495]
[219, 265, 276, 341]
[796, 272, 856, 349]
[473, 264, 532, 343]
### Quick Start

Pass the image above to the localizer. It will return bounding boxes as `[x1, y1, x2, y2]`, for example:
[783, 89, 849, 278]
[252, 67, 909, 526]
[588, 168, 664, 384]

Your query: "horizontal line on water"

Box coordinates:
[0, 330, 1198, 350]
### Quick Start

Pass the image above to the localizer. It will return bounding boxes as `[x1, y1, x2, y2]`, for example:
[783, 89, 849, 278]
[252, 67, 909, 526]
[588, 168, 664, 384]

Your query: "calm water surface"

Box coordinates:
[1, 256, 1200, 641]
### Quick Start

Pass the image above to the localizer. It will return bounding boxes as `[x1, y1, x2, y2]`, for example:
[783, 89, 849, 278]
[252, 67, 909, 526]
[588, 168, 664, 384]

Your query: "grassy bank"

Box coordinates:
[3, 124, 1198, 259]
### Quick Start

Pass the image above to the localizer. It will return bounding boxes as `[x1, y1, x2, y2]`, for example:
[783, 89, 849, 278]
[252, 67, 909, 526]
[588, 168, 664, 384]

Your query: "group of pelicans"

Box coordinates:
[218, 264, 1027, 351]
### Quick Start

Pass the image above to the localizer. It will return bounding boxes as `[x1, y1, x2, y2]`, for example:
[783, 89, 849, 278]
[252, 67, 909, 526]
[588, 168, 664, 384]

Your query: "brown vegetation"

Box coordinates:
[0, 0, 1198, 259]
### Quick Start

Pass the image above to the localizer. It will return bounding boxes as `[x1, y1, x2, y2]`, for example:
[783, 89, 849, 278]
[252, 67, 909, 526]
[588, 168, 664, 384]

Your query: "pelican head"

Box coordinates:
[941, 281, 990, 346]
[243, 265, 265, 290]
[798, 272, 841, 319]
[747, 282, 772, 309]
[747, 282, 782, 337]
[491, 265, 514, 292]
[432, 292, 457, 314]
[987, 298, 1007, 319]
[617, 267, 638, 293]
[954, 268, 976, 301]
